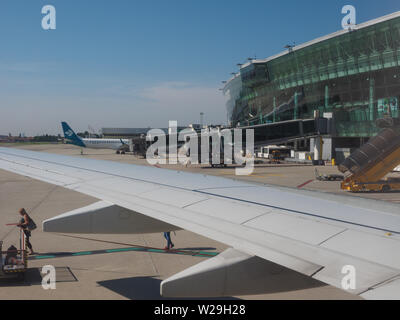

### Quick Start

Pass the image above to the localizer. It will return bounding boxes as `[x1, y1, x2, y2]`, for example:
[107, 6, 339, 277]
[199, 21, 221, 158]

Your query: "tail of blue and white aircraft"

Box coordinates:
[61, 122, 86, 147]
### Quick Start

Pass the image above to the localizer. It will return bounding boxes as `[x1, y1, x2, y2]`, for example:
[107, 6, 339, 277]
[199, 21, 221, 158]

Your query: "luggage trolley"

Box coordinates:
[0, 229, 28, 280]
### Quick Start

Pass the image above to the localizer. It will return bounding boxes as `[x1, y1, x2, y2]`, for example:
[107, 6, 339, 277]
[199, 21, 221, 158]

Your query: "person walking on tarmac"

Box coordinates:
[17, 208, 37, 255]
[163, 232, 174, 250]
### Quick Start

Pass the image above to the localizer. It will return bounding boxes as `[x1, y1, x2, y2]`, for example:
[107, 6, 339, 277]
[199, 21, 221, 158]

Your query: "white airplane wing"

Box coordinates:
[0, 147, 399, 299]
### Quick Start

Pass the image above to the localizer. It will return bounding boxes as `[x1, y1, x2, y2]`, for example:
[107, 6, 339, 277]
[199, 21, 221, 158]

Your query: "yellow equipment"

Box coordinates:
[339, 127, 400, 192]
[269, 150, 283, 164]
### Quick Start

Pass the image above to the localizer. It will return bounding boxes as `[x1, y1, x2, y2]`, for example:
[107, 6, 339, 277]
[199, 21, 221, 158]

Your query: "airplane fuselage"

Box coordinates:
[80, 138, 130, 151]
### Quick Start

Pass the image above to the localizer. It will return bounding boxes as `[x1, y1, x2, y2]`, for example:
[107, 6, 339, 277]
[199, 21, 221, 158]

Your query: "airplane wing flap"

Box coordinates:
[320, 229, 400, 269]
[179, 197, 272, 224]
[243, 211, 346, 246]
[361, 277, 400, 300]
[139, 188, 208, 208]
[201, 187, 400, 234]
[312, 258, 399, 295]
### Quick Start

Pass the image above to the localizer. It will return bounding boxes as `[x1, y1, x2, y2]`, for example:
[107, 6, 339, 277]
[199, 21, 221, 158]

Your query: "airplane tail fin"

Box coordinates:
[61, 122, 86, 147]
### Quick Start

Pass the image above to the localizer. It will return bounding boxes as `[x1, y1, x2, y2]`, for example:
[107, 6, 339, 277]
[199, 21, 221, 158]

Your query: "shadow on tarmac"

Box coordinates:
[97, 276, 240, 300]
[97, 265, 326, 300]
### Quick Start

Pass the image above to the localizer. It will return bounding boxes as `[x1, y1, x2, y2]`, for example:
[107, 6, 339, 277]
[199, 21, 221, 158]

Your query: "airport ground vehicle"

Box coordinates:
[209, 144, 231, 168]
[0, 229, 28, 280]
[315, 168, 344, 181]
[268, 150, 284, 164]
[340, 127, 400, 192]
[257, 145, 291, 159]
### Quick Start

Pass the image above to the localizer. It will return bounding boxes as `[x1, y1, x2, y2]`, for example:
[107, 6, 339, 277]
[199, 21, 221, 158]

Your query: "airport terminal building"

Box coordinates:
[223, 12, 400, 160]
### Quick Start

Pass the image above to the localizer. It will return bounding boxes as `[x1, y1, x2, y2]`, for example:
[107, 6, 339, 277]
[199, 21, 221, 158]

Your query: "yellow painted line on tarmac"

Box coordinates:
[215, 172, 284, 178]
[250, 173, 284, 177]
[206, 170, 285, 179]
[214, 172, 236, 176]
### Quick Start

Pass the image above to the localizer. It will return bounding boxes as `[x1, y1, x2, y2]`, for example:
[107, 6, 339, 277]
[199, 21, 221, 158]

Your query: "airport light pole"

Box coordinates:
[284, 44, 295, 53]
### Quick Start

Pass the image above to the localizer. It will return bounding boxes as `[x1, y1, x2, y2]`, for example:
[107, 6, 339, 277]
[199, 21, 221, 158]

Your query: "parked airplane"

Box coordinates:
[0, 146, 399, 299]
[62, 122, 130, 154]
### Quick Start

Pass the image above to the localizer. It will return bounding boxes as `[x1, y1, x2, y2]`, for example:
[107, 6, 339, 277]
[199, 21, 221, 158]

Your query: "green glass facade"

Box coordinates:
[225, 13, 400, 138]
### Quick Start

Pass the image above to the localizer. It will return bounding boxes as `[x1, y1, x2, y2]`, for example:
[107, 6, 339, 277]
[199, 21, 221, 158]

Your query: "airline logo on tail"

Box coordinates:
[64, 129, 74, 137]
[61, 122, 86, 148]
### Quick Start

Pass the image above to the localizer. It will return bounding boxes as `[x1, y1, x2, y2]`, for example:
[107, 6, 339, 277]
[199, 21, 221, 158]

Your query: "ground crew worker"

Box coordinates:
[17, 208, 36, 255]
[163, 232, 174, 250]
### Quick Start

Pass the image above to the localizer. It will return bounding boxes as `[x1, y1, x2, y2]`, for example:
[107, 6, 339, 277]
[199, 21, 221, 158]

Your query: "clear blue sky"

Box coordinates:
[0, 0, 398, 135]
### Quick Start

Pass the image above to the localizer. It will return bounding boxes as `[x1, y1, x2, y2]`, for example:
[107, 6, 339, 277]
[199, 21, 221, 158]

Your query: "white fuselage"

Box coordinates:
[82, 138, 130, 151]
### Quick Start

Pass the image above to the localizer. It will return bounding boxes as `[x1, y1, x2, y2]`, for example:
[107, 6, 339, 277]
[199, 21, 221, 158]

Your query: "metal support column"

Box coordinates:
[369, 78, 375, 121]
[325, 85, 329, 111]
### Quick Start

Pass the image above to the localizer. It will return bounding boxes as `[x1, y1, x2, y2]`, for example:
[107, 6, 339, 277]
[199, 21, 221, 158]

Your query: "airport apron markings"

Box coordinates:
[29, 247, 219, 260]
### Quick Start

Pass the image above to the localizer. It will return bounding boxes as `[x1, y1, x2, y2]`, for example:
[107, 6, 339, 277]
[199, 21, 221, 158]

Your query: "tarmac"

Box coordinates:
[2, 143, 398, 300]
